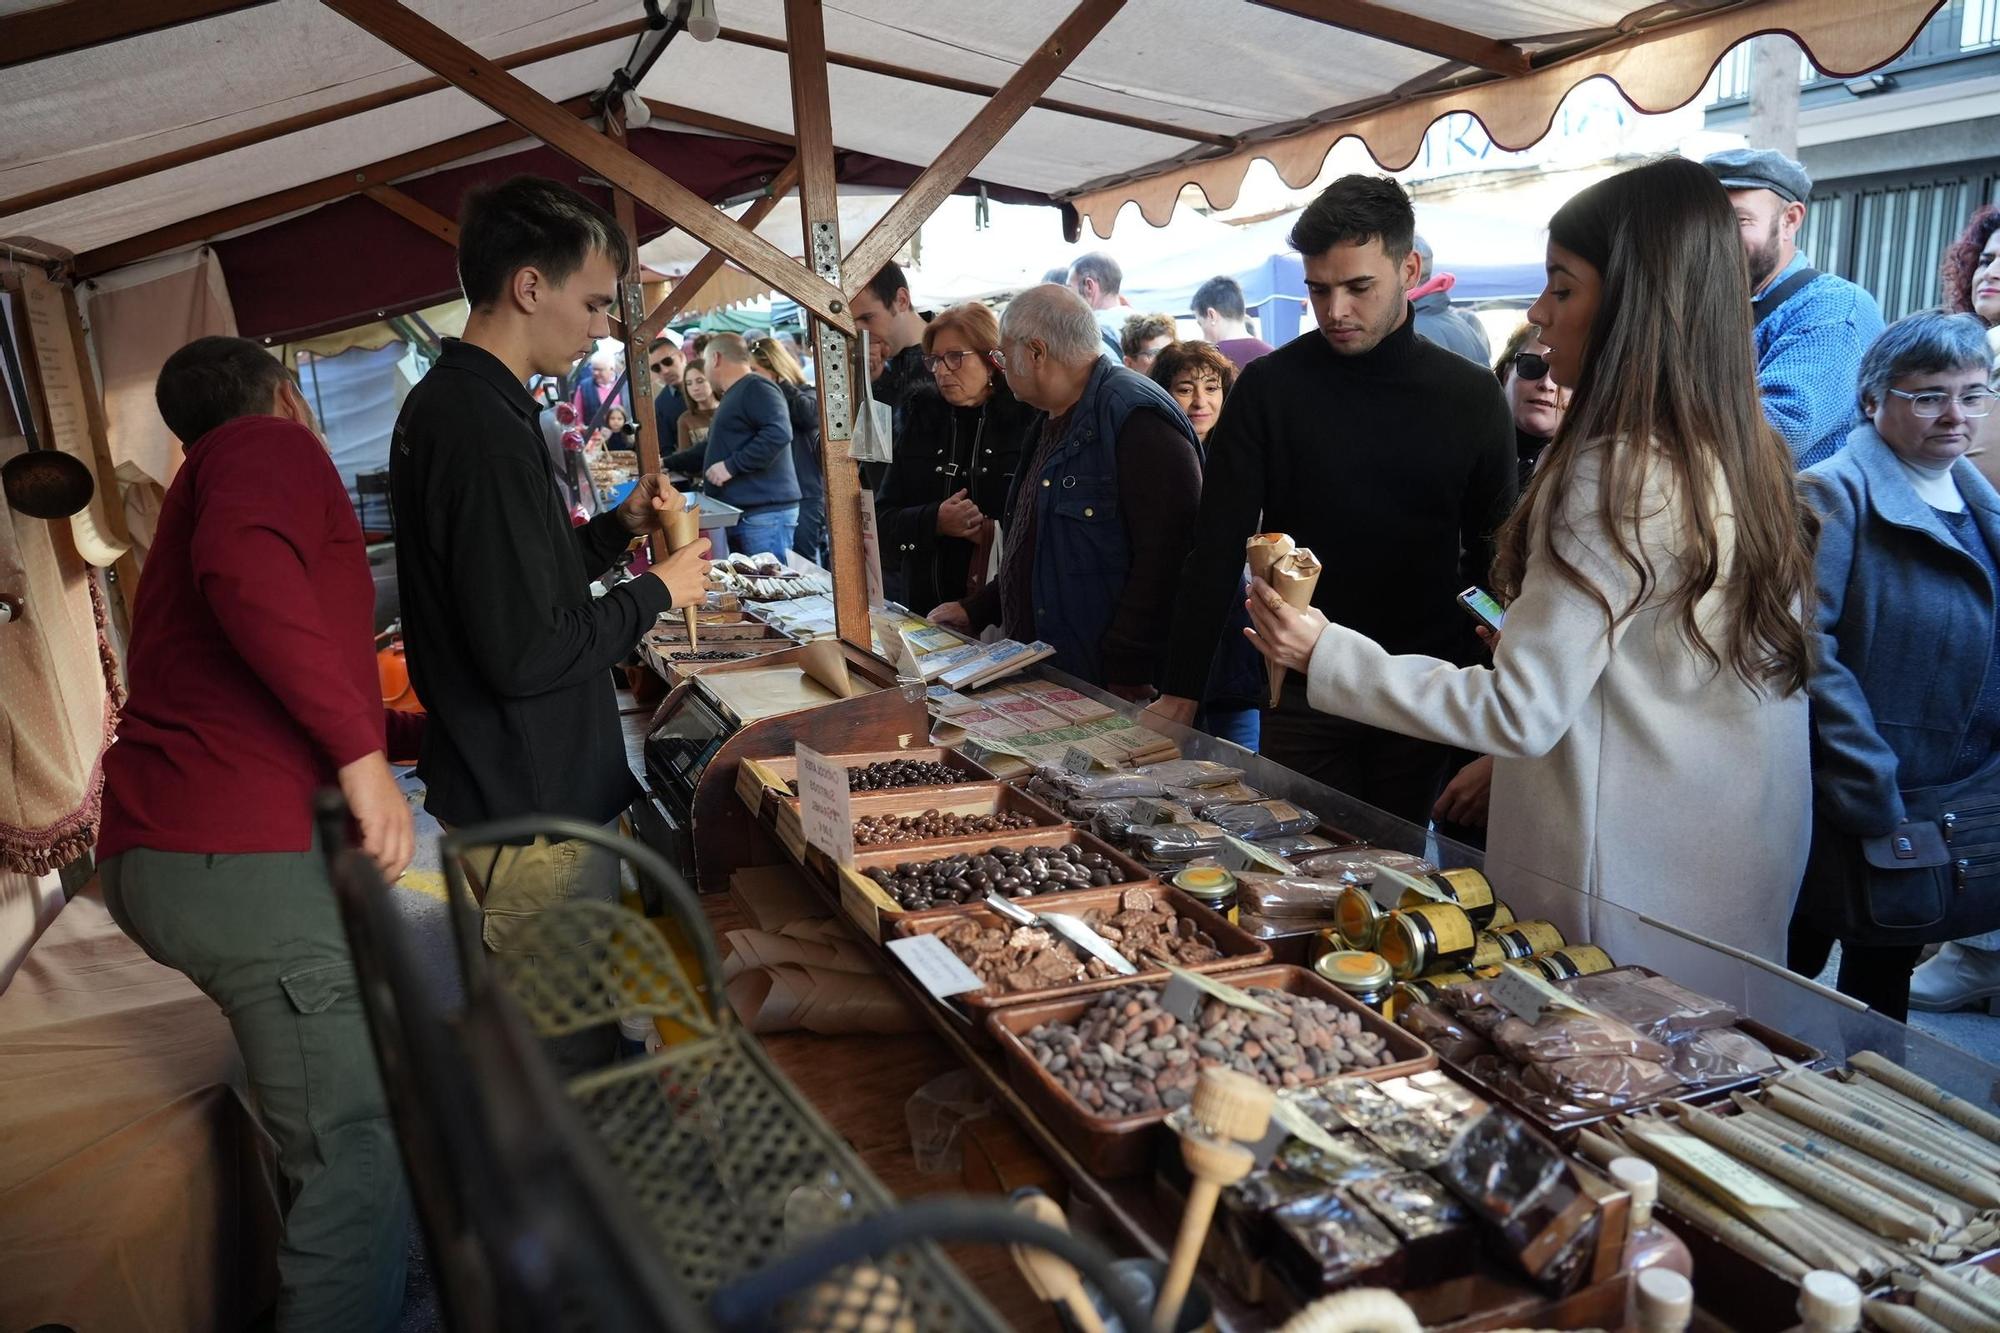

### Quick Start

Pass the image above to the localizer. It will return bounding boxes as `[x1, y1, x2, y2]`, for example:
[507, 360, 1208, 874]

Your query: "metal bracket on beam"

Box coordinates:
[816, 322, 852, 443]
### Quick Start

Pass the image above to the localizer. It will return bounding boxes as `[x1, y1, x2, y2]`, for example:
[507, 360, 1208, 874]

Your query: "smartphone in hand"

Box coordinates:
[1457, 585, 1506, 632]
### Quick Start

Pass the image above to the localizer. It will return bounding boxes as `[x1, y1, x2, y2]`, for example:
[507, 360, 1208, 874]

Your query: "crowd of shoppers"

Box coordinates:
[91, 142, 2000, 1329]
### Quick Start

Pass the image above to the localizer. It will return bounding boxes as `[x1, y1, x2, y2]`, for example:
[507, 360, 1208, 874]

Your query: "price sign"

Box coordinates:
[794, 743, 855, 865]
[1153, 959, 1281, 1017]
[1486, 962, 1594, 1022]
[1062, 745, 1100, 774]
[886, 934, 986, 998]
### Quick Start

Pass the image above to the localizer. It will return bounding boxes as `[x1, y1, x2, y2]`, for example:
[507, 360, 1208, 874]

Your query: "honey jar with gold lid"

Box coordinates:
[1529, 945, 1615, 981]
[1377, 901, 1479, 980]
[1395, 867, 1498, 929]
[1315, 950, 1394, 1011]
[1493, 919, 1566, 960]
[1172, 866, 1239, 921]
[1334, 878, 1388, 949]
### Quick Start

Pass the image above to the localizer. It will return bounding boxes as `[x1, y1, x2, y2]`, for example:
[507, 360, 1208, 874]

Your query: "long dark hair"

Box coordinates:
[1492, 157, 1815, 695]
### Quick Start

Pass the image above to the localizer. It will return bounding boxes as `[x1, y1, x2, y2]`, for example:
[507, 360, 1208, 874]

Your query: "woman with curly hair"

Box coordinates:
[1941, 205, 2000, 489]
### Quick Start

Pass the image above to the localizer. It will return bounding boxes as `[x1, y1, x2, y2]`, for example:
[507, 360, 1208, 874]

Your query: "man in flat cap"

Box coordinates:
[1703, 147, 1884, 468]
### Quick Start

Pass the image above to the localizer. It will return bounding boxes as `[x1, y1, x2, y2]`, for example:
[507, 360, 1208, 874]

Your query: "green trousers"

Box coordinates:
[102, 845, 410, 1333]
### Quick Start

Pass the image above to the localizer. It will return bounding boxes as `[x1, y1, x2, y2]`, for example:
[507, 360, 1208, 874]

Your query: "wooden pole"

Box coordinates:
[784, 0, 870, 651]
[636, 157, 802, 343]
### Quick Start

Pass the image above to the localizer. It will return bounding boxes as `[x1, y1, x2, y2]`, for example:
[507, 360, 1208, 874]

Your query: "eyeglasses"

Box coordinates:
[648, 360, 671, 374]
[922, 349, 986, 373]
[1887, 387, 1996, 418]
[1511, 351, 1552, 382]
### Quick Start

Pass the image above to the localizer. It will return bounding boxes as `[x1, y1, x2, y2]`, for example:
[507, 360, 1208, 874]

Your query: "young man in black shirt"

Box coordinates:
[1150, 175, 1516, 826]
[392, 176, 710, 960]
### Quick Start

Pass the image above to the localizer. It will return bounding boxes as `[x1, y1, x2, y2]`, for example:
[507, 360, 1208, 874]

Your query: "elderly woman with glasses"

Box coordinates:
[877, 302, 1037, 613]
[1789, 310, 2000, 1019]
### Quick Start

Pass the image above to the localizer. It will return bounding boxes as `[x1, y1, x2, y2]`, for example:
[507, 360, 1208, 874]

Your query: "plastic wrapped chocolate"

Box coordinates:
[1429, 1098, 1598, 1286]
[1130, 758, 1247, 788]
[1294, 847, 1438, 881]
[1207, 799, 1321, 842]
[1237, 874, 1349, 922]
[1166, 780, 1271, 813]
[1268, 1189, 1404, 1296]
[1124, 821, 1232, 864]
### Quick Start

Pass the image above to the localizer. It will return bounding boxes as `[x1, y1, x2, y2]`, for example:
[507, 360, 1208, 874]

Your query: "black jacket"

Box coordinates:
[782, 381, 824, 509]
[877, 381, 1036, 613]
[390, 340, 671, 829]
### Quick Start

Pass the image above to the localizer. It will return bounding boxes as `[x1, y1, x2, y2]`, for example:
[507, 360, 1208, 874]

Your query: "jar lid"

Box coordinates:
[1172, 866, 1236, 898]
[1636, 1269, 1692, 1328]
[1376, 912, 1423, 974]
[1797, 1271, 1862, 1330]
[1335, 882, 1383, 944]
[1316, 950, 1393, 992]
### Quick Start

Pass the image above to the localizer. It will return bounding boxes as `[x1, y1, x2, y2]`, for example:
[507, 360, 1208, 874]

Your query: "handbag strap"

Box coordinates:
[1752, 266, 1820, 327]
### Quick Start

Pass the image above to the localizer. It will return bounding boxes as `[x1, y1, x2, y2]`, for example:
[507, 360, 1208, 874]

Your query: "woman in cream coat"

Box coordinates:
[1246, 159, 1818, 963]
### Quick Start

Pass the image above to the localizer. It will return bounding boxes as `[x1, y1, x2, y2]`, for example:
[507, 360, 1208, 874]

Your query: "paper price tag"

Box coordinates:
[1150, 958, 1281, 1017]
[1486, 961, 1592, 1023]
[886, 934, 986, 998]
[893, 629, 925, 681]
[1062, 745, 1101, 775]
[1271, 1096, 1348, 1156]
[1372, 861, 1447, 903]
[794, 743, 855, 866]
[1650, 1133, 1798, 1210]
[1219, 835, 1296, 875]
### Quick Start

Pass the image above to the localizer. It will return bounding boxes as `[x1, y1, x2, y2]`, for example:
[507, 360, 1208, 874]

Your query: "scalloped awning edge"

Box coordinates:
[1064, 0, 1946, 238]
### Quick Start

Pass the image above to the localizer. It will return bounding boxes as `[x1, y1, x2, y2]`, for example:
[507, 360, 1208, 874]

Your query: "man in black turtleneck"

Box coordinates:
[1150, 175, 1515, 826]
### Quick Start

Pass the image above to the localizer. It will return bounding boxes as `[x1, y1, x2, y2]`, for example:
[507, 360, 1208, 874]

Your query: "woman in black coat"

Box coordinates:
[877, 302, 1036, 613]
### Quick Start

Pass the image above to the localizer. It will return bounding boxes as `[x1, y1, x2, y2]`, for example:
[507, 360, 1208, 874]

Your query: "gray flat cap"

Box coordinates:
[1701, 147, 1812, 204]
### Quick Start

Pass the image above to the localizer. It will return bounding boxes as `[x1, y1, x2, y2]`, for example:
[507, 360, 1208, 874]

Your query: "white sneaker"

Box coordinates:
[1907, 942, 2000, 1013]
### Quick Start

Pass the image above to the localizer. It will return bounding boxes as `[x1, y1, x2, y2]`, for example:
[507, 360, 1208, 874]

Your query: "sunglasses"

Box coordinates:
[1511, 351, 1552, 382]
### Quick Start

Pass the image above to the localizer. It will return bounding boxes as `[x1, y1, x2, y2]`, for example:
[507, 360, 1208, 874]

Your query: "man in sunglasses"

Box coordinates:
[647, 332, 686, 445]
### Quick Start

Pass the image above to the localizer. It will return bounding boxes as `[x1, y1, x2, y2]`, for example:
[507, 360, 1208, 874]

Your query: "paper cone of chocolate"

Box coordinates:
[1245, 531, 1295, 587]
[659, 493, 704, 645]
[1265, 546, 1322, 707]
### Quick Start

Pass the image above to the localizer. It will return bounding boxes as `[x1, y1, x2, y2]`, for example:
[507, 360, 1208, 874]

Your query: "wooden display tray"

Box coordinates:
[830, 826, 1154, 944]
[1423, 965, 1824, 1145]
[751, 746, 992, 796]
[986, 963, 1438, 1178]
[843, 782, 1068, 849]
[650, 620, 788, 643]
[892, 882, 1273, 1019]
[659, 642, 797, 686]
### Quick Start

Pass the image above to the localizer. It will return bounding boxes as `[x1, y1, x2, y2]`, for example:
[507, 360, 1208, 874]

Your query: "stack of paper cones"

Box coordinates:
[1246, 534, 1323, 707]
[659, 495, 703, 648]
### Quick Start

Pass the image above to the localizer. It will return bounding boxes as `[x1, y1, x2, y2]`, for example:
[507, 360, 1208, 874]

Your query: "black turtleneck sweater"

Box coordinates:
[1517, 426, 1552, 492]
[1163, 306, 1516, 702]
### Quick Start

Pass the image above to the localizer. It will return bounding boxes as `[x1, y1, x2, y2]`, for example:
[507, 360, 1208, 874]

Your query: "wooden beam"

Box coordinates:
[363, 184, 460, 246]
[69, 104, 586, 278]
[0, 18, 648, 221]
[606, 110, 665, 494]
[1, 0, 275, 73]
[640, 98, 795, 150]
[318, 0, 853, 333]
[1249, 0, 1530, 77]
[635, 156, 801, 342]
[783, 0, 869, 650]
[719, 26, 1236, 148]
[841, 0, 1124, 298]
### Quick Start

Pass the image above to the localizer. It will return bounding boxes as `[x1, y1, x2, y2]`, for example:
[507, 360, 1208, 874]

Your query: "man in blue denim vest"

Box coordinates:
[933, 285, 1203, 696]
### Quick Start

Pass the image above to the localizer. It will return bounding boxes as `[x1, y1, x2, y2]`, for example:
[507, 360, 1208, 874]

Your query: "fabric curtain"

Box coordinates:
[83, 247, 237, 564]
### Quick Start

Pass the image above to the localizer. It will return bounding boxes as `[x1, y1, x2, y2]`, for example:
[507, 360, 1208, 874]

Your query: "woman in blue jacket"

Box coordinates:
[1790, 310, 2000, 1019]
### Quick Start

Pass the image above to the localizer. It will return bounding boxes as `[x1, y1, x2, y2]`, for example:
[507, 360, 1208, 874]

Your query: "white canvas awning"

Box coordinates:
[1, 0, 1945, 316]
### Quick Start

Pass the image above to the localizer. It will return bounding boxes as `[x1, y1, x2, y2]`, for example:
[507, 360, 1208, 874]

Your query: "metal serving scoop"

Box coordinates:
[983, 892, 1137, 976]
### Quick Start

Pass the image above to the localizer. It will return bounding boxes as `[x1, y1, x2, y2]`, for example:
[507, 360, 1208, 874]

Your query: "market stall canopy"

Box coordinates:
[0, 0, 1946, 330]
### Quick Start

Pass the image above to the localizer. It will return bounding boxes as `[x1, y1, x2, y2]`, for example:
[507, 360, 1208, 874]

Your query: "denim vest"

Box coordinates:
[1026, 358, 1200, 683]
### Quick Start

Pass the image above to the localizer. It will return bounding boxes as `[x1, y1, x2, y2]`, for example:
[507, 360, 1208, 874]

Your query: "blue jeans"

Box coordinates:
[793, 499, 828, 567]
[730, 505, 799, 560]
[1196, 704, 1260, 753]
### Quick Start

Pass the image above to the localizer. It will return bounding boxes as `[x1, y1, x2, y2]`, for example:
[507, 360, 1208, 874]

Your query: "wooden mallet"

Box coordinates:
[1155, 1067, 1273, 1333]
[1010, 1191, 1107, 1333]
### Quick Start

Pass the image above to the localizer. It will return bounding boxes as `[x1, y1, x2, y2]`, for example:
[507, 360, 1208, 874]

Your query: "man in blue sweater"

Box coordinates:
[701, 332, 801, 557]
[1704, 148, 1885, 468]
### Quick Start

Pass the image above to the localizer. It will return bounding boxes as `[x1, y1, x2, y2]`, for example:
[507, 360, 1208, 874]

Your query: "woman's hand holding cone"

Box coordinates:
[1244, 574, 1329, 674]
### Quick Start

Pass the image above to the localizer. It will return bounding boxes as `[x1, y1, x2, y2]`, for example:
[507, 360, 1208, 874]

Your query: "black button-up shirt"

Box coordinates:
[391, 339, 672, 829]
